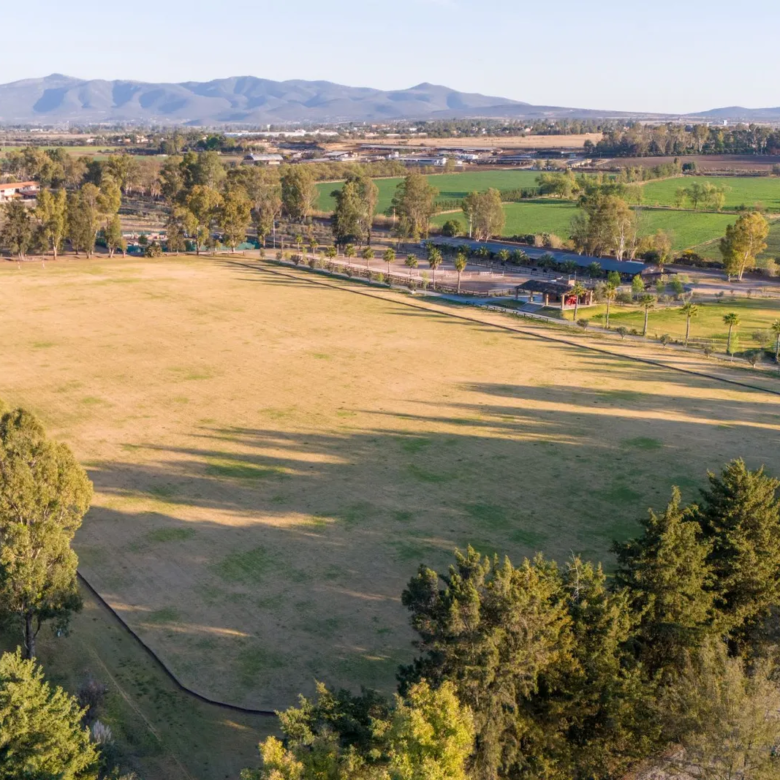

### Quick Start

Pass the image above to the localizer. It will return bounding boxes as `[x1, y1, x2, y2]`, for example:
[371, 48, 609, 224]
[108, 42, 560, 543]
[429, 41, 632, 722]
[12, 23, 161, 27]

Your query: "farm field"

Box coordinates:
[433, 201, 734, 250]
[2, 257, 780, 711]
[317, 169, 541, 213]
[638, 176, 780, 212]
[562, 297, 780, 349]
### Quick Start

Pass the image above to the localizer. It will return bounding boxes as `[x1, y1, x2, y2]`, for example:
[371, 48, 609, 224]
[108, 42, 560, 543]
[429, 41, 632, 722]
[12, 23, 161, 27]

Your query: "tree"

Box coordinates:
[361, 246, 374, 268]
[35, 188, 67, 260]
[658, 640, 780, 780]
[607, 270, 621, 288]
[0, 200, 35, 258]
[568, 281, 586, 322]
[405, 254, 418, 283]
[67, 184, 102, 258]
[383, 248, 396, 278]
[723, 312, 740, 355]
[281, 165, 317, 223]
[400, 548, 572, 780]
[344, 243, 356, 266]
[772, 319, 780, 362]
[185, 185, 223, 255]
[391, 173, 439, 240]
[613, 488, 714, 672]
[460, 189, 505, 241]
[103, 214, 125, 258]
[631, 274, 645, 299]
[720, 212, 769, 281]
[0, 650, 99, 779]
[604, 283, 617, 329]
[242, 680, 473, 780]
[331, 178, 365, 247]
[0, 409, 92, 658]
[693, 459, 780, 636]
[454, 251, 467, 294]
[218, 188, 252, 251]
[426, 246, 443, 289]
[441, 219, 461, 237]
[680, 302, 699, 347]
[638, 293, 655, 336]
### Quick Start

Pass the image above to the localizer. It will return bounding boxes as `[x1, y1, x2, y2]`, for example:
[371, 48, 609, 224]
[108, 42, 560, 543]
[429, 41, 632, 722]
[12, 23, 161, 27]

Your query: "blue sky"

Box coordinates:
[4, 0, 778, 113]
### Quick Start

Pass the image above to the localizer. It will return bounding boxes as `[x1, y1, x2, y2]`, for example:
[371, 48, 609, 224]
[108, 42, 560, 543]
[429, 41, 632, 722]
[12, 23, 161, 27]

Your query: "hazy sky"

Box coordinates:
[3, 0, 778, 114]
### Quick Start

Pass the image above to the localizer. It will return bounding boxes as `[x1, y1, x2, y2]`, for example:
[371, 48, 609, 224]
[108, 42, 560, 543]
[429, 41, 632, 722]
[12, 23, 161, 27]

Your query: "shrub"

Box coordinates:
[577, 319, 589, 329]
[616, 326, 628, 339]
[441, 219, 462, 237]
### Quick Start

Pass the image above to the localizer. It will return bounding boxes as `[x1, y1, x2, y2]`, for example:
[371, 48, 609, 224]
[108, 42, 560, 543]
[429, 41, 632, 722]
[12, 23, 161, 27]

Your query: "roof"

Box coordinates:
[516, 279, 573, 295]
[427, 237, 647, 276]
[0, 181, 38, 191]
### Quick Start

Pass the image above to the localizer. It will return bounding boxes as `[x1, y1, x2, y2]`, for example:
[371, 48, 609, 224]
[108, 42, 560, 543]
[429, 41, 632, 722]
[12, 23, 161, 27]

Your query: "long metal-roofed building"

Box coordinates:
[425, 237, 647, 279]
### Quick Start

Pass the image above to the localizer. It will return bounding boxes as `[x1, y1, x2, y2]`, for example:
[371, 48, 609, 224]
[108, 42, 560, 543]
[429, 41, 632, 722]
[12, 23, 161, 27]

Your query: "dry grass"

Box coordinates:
[2, 256, 780, 710]
[327, 133, 602, 151]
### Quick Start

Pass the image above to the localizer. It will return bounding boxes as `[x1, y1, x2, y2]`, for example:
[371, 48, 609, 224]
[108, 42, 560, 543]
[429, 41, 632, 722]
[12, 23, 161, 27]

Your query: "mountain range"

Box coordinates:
[0, 74, 777, 125]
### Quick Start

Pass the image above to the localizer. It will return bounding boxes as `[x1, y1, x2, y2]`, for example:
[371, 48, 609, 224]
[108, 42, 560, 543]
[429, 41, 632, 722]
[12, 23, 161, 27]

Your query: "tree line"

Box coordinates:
[589, 122, 780, 158]
[244, 459, 780, 780]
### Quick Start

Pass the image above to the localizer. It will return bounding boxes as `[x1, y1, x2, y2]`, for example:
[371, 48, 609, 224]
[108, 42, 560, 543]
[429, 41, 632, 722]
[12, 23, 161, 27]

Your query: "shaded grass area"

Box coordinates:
[0, 585, 273, 780]
[639, 176, 780, 212]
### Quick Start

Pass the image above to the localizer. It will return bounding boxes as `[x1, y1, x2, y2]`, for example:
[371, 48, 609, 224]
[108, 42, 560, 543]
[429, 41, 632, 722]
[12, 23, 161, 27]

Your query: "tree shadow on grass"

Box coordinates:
[79, 372, 780, 710]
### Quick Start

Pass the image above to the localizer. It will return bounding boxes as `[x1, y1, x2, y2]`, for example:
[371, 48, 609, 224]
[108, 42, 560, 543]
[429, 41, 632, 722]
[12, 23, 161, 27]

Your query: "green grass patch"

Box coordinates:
[464, 502, 511, 530]
[622, 437, 663, 450]
[147, 527, 196, 543]
[407, 464, 451, 483]
[212, 546, 275, 583]
[639, 176, 780, 212]
[205, 459, 285, 480]
[145, 607, 180, 624]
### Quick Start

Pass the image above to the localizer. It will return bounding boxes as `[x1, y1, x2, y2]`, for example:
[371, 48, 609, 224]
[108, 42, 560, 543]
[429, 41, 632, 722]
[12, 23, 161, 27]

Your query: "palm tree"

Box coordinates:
[454, 252, 468, 294]
[604, 284, 617, 329]
[405, 254, 418, 284]
[639, 294, 656, 337]
[723, 312, 740, 356]
[361, 246, 374, 269]
[569, 281, 586, 322]
[427, 247, 443, 290]
[772, 319, 780, 362]
[680, 302, 699, 347]
[383, 248, 396, 279]
[344, 244, 356, 267]
[325, 246, 337, 261]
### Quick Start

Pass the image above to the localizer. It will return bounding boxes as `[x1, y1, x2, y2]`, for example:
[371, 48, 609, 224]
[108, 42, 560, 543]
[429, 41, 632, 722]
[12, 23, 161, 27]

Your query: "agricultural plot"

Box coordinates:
[2, 257, 780, 711]
[433, 202, 734, 250]
[316, 169, 542, 214]
[639, 176, 780, 212]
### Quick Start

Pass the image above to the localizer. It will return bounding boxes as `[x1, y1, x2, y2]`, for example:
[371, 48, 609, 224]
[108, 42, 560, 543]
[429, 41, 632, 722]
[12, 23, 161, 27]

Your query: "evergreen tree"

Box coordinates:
[0, 649, 99, 780]
[694, 459, 780, 636]
[613, 488, 715, 672]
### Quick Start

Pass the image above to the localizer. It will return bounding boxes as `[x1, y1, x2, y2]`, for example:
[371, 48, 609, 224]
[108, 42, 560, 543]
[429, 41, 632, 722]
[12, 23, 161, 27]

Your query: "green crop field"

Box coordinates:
[317, 170, 542, 214]
[638, 176, 780, 212]
[563, 297, 780, 350]
[3, 256, 780, 723]
[433, 201, 734, 250]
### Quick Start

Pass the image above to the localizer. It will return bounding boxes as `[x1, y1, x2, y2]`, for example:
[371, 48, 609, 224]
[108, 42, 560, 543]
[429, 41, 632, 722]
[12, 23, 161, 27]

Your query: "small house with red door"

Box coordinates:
[515, 279, 593, 310]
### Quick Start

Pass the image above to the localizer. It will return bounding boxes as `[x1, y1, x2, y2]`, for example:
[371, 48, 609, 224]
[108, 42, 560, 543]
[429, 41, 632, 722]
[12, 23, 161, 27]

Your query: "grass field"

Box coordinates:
[2, 257, 780, 713]
[317, 170, 542, 213]
[638, 176, 780, 212]
[432, 202, 735, 250]
[562, 297, 780, 349]
[1, 586, 273, 780]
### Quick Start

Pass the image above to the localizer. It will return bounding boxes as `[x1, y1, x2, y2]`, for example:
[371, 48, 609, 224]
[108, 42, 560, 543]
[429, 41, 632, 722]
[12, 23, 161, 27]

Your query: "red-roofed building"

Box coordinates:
[0, 181, 40, 203]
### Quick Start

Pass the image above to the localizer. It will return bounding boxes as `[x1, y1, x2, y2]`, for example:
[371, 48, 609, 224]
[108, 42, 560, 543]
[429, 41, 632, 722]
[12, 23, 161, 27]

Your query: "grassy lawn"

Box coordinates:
[638, 176, 780, 212]
[2, 256, 780, 717]
[566, 296, 780, 349]
[432, 202, 734, 250]
[317, 169, 542, 214]
[0, 585, 273, 780]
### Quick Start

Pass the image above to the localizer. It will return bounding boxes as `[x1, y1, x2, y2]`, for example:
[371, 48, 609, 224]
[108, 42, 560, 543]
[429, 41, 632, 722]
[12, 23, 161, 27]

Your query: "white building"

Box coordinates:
[0, 181, 40, 203]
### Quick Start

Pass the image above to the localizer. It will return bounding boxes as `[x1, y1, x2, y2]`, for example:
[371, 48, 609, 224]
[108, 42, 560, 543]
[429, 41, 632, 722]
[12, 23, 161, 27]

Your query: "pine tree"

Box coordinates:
[694, 459, 780, 636]
[0, 649, 99, 779]
[613, 488, 715, 672]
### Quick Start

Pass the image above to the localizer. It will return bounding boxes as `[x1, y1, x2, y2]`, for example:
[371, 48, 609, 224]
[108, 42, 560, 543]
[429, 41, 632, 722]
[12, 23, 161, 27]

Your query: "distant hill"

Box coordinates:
[0, 74, 639, 126]
[687, 106, 780, 121]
